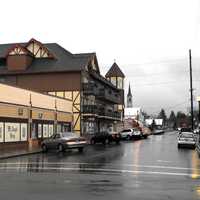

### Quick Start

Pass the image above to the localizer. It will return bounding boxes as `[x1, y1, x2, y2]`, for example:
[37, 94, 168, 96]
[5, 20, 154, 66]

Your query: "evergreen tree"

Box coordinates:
[168, 110, 176, 129]
[158, 108, 167, 125]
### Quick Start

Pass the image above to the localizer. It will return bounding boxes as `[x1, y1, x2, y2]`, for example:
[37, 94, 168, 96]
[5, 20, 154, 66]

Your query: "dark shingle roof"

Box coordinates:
[105, 62, 125, 78]
[0, 42, 94, 75]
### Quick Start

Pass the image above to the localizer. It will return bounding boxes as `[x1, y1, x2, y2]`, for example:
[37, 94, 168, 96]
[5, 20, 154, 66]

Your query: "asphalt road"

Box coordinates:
[0, 131, 200, 200]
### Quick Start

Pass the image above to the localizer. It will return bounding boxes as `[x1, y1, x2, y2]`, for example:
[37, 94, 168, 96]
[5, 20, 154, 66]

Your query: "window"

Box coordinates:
[5, 123, 20, 142]
[48, 92, 56, 96]
[0, 123, 4, 142]
[43, 124, 49, 138]
[111, 77, 117, 86]
[49, 124, 54, 137]
[117, 77, 123, 89]
[56, 91, 65, 98]
[21, 123, 28, 141]
[38, 124, 42, 138]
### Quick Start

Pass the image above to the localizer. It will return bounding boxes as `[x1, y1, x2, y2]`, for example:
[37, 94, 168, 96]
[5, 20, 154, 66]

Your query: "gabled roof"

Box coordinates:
[105, 62, 125, 78]
[0, 40, 95, 75]
[5, 44, 33, 57]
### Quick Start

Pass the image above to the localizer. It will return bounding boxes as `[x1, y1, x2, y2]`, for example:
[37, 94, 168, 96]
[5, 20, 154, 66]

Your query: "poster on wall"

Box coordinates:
[0, 122, 4, 142]
[5, 123, 20, 142]
[21, 123, 27, 141]
[48, 125, 54, 137]
[43, 124, 49, 138]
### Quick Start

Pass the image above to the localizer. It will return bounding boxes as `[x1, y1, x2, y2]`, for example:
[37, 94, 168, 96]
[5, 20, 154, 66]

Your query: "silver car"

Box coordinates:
[177, 132, 196, 149]
[41, 132, 87, 152]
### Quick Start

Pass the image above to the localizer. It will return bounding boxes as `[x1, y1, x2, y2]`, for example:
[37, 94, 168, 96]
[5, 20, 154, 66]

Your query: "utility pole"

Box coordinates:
[189, 49, 194, 130]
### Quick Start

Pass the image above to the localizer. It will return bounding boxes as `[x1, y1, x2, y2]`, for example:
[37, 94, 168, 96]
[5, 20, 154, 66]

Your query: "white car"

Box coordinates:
[177, 132, 196, 149]
[120, 129, 134, 140]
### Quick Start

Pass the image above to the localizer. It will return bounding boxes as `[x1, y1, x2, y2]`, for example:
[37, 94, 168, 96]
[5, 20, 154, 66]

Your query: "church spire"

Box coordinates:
[127, 83, 132, 97]
[127, 83, 133, 108]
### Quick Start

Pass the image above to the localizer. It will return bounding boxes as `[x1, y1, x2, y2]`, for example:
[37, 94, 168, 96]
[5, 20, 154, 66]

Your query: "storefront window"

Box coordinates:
[5, 123, 20, 142]
[43, 124, 49, 138]
[49, 124, 54, 137]
[38, 124, 42, 138]
[31, 123, 37, 139]
[0, 123, 4, 142]
[63, 123, 71, 132]
[57, 124, 62, 133]
[21, 123, 28, 141]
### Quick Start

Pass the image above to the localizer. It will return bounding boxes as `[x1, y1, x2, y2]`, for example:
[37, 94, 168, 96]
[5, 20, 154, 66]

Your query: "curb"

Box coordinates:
[0, 150, 42, 160]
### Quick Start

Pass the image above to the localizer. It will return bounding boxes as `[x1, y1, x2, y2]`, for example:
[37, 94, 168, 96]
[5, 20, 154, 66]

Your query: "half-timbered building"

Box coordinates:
[0, 38, 125, 137]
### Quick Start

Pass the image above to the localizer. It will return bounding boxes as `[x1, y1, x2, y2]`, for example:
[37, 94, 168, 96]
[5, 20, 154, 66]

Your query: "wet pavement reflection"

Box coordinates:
[0, 131, 200, 199]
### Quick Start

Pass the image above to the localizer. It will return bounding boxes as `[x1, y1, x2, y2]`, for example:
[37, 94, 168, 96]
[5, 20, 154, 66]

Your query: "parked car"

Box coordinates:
[132, 128, 143, 139]
[41, 132, 87, 153]
[178, 127, 192, 134]
[177, 132, 196, 149]
[120, 128, 146, 140]
[90, 131, 121, 145]
[120, 129, 134, 140]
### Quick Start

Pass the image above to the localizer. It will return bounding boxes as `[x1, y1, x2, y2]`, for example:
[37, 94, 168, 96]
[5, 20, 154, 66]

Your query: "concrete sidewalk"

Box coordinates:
[0, 146, 42, 160]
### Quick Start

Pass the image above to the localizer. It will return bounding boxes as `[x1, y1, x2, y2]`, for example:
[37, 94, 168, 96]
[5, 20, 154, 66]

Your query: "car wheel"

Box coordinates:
[58, 144, 65, 152]
[78, 147, 84, 153]
[127, 135, 131, 140]
[143, 135, 148, 139]
[42, 144, 48, 153]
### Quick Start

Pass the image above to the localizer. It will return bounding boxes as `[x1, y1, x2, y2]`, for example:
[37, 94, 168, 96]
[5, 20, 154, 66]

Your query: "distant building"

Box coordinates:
[127, 83, 133, 108]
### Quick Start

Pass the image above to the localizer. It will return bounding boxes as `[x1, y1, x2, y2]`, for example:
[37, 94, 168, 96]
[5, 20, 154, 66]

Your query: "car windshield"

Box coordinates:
[122, 129, 131, 132]
[180, 128, 192, 132]
[180, 132, 194, 138]
[61, 132, 77, 138]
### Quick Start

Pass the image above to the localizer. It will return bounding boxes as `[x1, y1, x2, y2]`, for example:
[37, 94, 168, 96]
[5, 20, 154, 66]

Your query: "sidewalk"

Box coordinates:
[0, 146, 42, 160]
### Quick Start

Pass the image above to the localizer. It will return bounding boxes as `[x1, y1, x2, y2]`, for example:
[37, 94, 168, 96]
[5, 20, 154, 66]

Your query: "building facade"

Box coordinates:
[0, 38, 125, 136]
[0, 83, 72, 148]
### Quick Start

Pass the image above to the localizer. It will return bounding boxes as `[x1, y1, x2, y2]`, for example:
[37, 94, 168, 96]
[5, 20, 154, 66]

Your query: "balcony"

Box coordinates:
[82, 105, 97, 114]
[98, 108, 121, 120]
[98, 89, 120, 104]
[82, 83, 98, 95]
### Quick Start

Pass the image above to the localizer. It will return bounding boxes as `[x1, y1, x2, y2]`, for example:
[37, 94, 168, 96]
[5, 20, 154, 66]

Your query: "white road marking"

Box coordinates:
[0, 166, 198, 177]
[0, 162, 200, 171]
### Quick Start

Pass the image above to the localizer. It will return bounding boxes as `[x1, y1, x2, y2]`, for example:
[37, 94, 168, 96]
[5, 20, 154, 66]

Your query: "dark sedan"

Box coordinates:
[90, 131, 121, 145]
[41, 132, 87, 153]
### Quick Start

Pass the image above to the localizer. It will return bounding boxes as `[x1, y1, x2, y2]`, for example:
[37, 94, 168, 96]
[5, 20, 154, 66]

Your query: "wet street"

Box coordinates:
[1, 131, 200, 200]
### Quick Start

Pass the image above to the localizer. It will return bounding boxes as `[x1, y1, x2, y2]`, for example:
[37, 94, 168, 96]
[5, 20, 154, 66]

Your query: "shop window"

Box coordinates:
[57, 124, 62, 133]
[0, 123, 4, 142]
[48, 124, 54, 137]
[5, 123, 20, 142]
[63, 123, 71, 132]
[38, 124, 42, 138]
[31, 123, 37, 139]
[43, 124, 49, 138]
[21, 123, 28, 141]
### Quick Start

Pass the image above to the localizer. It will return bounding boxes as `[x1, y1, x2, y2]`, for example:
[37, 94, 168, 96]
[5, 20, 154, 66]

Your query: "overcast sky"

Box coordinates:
[1, 0, 200, 116]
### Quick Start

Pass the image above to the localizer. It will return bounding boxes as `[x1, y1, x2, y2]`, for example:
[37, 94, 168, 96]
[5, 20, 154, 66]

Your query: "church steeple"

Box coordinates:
[127, 83, 133, 107]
